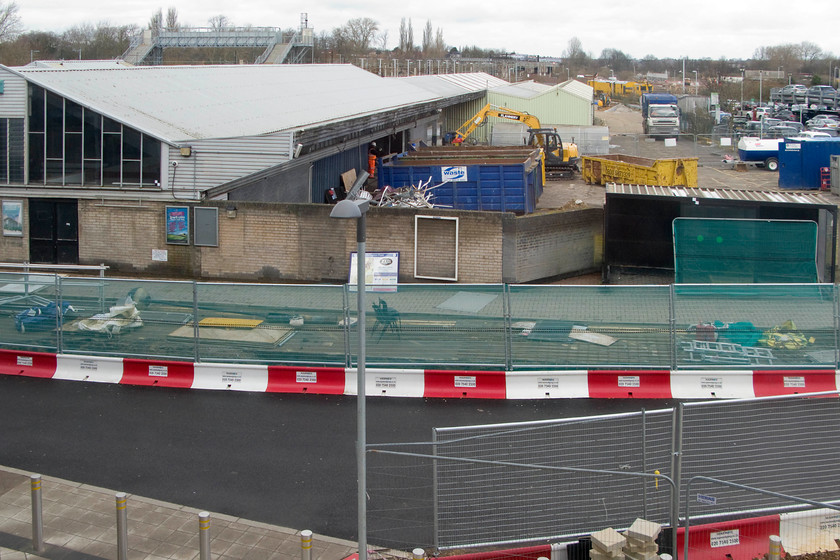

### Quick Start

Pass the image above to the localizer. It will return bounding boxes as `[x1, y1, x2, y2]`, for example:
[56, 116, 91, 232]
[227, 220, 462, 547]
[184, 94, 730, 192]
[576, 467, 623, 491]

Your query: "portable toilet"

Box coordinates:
[779, 137, 840, 189]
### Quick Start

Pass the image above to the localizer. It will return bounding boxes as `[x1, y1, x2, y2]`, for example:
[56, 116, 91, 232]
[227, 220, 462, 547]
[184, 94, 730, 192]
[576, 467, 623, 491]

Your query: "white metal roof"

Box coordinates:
[26, 59, 134, 70]
[559, 79, 595, 102]
[395, 72, 506, 96]
[489, 80, 553, 99]
[11, 63, 440, 144]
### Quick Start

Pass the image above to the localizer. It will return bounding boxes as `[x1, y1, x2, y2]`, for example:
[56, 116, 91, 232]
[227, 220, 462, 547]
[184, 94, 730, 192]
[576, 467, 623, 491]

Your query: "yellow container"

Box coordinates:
[581, 154, 698, 187]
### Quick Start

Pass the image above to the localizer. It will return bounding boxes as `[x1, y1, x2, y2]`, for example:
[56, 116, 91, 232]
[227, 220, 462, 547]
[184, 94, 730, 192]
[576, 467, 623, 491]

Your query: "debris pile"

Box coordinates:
[373, 177, 450, 208]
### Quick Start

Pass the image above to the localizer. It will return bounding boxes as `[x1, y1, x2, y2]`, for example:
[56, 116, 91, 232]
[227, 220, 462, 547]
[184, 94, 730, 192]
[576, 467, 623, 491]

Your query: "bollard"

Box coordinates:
[199, 511, 211, 560]
[30, 475, 44, 552]
[116, 492, 128, 560]
[769, 535, 782, 560]
[301, 530, 313, 560]
[413, 549, 426, 560]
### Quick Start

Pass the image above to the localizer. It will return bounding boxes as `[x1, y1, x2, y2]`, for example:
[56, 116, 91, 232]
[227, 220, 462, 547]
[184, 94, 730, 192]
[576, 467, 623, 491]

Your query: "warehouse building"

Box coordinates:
[0, 62, 601, 283]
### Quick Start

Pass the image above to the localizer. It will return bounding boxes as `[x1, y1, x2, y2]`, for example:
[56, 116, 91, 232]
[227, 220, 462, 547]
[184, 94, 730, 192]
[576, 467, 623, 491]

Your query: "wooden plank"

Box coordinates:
[198, 317, 263, 328]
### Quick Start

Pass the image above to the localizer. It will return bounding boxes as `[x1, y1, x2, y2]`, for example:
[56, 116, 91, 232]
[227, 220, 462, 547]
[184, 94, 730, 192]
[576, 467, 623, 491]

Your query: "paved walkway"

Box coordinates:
[0, 466, 358, 560]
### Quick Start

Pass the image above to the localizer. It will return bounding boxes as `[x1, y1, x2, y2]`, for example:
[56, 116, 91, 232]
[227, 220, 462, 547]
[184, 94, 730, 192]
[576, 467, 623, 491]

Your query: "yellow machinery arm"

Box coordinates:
[452, 103, 542, 144]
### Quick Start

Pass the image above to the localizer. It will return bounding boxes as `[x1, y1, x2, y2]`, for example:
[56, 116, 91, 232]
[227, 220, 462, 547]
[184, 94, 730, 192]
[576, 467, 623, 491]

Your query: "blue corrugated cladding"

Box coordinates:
[780, 137, 840, 189]
[378, 160, 540, 213]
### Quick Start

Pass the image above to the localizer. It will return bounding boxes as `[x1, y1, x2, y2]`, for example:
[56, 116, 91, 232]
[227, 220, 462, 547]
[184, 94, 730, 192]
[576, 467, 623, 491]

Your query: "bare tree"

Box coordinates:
[398, 17, 413, 52]
[208, 15, 231, 30]
[421, 19, 432, 54]
[0, 1, 22, 42]
[148, 9, 162, 31]
[165, 7, 179, 31]
[332, 17, 379, 57]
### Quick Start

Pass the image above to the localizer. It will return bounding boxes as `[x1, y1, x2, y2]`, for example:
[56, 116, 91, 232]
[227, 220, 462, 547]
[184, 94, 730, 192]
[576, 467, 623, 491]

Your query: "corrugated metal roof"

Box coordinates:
[11, 63, 440, 143]
[559, 79, 594, 102]
[489, 80, 553, 99]
[396, 72, 506, 96]
[607, 183, 839, 206]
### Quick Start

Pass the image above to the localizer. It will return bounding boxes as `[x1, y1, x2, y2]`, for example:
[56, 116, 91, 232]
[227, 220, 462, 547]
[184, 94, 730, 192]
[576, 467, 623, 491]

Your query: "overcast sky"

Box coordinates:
[17, 0, 840, 62]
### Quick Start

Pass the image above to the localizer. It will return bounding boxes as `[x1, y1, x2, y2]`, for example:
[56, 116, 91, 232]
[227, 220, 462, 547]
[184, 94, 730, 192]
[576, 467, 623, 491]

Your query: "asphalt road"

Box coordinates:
[0, 375, 674, 545]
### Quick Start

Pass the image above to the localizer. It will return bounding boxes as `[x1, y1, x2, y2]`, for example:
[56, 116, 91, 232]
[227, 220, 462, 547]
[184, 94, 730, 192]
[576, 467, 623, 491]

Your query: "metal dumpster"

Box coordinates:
[377, 146, 544, 213]
[581, 154, 698, 187]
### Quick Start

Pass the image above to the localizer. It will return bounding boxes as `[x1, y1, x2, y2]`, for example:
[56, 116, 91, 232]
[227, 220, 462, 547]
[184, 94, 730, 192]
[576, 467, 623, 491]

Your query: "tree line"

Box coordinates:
[0, 2, 836, 86]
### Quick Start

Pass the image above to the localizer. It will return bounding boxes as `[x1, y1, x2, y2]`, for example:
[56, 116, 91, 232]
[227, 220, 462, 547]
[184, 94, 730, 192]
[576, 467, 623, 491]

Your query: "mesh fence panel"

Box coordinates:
[508, 285, 672, 368]
[2, 274, 840, 368]
[367, 394, 840, 552]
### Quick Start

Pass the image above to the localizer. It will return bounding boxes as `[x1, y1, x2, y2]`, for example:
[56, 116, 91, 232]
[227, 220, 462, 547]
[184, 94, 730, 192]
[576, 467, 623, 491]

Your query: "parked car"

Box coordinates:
[807, 85, 837, 98]
[780, 84, 808, 95]
[767, 125, 804, 138]
[806, 115, 840, 128]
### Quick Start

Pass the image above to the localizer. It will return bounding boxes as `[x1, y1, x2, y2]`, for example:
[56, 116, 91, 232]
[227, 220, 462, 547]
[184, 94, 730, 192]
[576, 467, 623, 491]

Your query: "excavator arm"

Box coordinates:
[452, 103, 542, 144]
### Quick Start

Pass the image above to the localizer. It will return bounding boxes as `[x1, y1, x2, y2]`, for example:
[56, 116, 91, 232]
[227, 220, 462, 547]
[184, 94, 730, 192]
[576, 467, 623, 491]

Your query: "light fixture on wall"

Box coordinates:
[226, 205, 237, 219]
[180, 146, 192, 157]
[294, 143, 304, 158]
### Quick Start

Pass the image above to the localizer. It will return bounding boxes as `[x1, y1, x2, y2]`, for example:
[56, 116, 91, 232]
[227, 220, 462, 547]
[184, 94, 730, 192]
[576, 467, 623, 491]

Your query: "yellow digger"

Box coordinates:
[451, 103, 580, 178]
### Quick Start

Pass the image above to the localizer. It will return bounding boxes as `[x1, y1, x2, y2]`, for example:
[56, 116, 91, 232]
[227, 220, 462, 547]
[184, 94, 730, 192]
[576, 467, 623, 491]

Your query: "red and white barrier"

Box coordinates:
[678, 515, 782, 560]
[670, 369, 756, 399]
[55, 355, 124, 383]
[1, 349, 839, 399]
[506, 370, 589, 399]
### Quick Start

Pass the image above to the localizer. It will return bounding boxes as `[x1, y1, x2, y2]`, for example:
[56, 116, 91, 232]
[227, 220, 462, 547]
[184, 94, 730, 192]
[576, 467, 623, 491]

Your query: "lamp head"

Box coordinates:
[330, 198, 369, 219]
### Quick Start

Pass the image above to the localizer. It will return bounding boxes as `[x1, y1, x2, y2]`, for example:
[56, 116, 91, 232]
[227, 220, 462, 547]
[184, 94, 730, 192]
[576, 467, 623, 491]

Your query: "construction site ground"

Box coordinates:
[536, 103, 791, 211]
[537, 103, 840, 285]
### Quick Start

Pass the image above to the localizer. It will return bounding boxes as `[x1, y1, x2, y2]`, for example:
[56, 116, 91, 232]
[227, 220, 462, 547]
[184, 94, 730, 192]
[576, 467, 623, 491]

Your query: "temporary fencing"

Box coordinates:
[2, 273, 839, 372]
[366, 392, 840, 554]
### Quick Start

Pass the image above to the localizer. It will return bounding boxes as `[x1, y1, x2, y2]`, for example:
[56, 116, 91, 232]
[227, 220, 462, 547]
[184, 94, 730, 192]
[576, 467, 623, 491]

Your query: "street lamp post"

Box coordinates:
[329, 198, 370, 560]
[740, 68, 745, 116]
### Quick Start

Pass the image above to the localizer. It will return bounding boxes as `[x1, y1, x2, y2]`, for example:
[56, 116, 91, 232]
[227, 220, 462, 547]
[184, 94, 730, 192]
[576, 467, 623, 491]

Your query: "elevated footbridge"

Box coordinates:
[121, 25, 313, 66]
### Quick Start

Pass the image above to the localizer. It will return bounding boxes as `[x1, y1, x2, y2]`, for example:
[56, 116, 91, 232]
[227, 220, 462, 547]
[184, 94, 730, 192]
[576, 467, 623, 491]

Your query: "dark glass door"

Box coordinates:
[28, 199, 78, 264]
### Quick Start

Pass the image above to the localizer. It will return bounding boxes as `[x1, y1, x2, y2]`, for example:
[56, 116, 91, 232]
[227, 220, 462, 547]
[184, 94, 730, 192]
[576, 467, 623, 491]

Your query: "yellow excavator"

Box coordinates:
[451, 103, 580, 178]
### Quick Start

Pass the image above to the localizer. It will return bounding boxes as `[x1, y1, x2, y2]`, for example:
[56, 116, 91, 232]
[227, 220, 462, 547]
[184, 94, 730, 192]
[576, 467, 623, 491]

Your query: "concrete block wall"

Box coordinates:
[67, 200, 602, 284]
[511, 208, 604, 283]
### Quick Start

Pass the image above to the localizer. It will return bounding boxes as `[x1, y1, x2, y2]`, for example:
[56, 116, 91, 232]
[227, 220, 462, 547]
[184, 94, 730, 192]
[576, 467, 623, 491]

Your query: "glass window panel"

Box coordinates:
[83, 160, 101, 186]
[122, 160, 140, 186]
[65, 99, 83, 132]
[141, 135, 161, 186]
[103, 116, 121, 133]
[29, 85, 45, 132]
[46, 159, 63, 185]
[45, 91, 63, 159]
[102, 133, 121, 185]
[122, 127, 141, 159]
[65, 132, 82, 185]
[83, 109, 101, 159]
[28, 132, 44, 183]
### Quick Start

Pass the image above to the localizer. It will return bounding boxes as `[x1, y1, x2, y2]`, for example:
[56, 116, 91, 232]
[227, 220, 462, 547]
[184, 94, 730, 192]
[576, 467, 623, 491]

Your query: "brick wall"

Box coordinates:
[71, 200, 602, 283]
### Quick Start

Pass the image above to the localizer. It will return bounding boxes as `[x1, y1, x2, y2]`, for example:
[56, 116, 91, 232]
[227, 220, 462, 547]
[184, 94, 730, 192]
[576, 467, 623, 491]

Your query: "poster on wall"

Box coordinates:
[2, 200, 23, 236]
[165, 206, 189, 245]
[349, 252, 399, 292]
